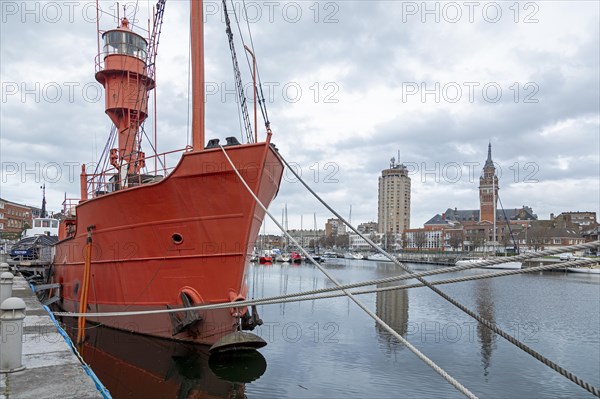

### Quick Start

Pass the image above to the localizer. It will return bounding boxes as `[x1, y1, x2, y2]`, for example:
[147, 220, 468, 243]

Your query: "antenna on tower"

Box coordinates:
[397, 149, 401, 164]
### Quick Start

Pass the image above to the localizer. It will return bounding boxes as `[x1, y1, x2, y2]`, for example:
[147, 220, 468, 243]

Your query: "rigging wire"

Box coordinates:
[275, 152, 600, 398]
[51, 243, 600, 317]
[222, 0, 254, 143]
[140, 126, 166, 171]
[218, 146, 478, 399]
[228, 0, 251, 143]
[131, 0, 140, 30]
[497, 192, 520, 253]
[241, 0, 271, 130]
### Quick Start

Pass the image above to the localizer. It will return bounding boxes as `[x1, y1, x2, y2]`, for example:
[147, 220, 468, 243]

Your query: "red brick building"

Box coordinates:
[0, 198, 32, 237]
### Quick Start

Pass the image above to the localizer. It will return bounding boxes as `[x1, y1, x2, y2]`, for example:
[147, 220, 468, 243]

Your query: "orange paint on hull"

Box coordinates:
[54, 143, 283, 344]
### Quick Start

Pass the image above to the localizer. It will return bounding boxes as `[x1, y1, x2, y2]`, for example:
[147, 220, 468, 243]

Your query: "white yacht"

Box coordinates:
[455, 258, 522, 270]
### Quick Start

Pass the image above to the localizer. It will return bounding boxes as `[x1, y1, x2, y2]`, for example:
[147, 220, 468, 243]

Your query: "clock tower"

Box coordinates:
[479, 143, 498, 223]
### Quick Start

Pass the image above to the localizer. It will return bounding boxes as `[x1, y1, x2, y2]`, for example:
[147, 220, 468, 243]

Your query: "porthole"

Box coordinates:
[172, 233, 184, 245]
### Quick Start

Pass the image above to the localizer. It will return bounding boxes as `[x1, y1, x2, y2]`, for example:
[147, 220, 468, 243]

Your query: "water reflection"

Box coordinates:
[475, 280, 496, 377]
[61, 320, 266, 399]
[375, 282, 409, 350]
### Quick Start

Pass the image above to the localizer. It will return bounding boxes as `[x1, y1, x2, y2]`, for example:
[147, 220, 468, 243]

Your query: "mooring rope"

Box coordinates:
[217, 146, 479, 398]
[275, 152, 600, 398]
[47, 147, 599, 396]
[51, 255, 600, 317]
[247, 242, 600, 304]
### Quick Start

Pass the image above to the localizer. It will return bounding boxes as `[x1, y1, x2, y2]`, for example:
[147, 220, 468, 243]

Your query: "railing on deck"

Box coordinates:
[62, 198, 80, 216]
[86, 147, 192, 199]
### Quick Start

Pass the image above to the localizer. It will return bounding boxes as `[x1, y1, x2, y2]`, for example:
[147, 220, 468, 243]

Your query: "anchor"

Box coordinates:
[167, 291, 203, 335]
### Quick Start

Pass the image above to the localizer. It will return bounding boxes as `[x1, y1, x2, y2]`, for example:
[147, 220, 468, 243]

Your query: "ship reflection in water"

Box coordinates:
[62, 321, 266, 399]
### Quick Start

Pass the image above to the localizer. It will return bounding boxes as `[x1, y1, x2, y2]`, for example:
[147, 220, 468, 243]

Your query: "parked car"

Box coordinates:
[559, 253, 575, 261]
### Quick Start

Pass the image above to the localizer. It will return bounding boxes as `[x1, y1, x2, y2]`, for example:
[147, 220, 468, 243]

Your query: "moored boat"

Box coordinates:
[456, 258, 522, 270]
[367, 253, 394, 262]
[290, 251, 303, 263]
[51, 1, 284, 345]
[567, 266, 600, 274]
[259, 250, 274, 264]
[276, 253, 291, 263]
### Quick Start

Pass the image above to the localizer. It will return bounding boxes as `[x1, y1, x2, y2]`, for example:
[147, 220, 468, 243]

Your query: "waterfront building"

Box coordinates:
[377, 157, 411, 235]
[551, 212, 598, 229]
[516, 220, 584, 251]
[0, 198, 33, 237]
[325, 218, 346, 237]
[286, 229, 326, 248]
[582, 227, 599, 255]
[479, 142, 498, 223]
[358, 221, 378, 234]
[349, 233, 374, 251]
[404, 228, 445, 251]
[421, 144, 538, 252]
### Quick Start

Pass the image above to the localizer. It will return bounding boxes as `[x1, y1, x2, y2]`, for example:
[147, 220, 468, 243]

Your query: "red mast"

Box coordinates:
[190, 0, 205, 150]
[95, 17, 155, 183]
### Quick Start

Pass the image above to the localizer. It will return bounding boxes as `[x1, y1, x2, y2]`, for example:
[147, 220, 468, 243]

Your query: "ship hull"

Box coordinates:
[53, 143, 283, 345]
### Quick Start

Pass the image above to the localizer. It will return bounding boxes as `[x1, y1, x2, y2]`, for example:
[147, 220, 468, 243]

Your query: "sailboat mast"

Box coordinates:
[313, 213, 318, 254]
[190, 0, 205, 150]
[285, 204, 289, 248]
[300, 214, 303, 246]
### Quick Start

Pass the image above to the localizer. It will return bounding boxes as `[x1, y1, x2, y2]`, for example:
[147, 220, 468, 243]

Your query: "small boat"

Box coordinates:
[303, 254, 322, 263]
[250, 248, 259, 263]
[19, 185, 59, 239]
[276, 253, 291, 263]
[10, 235, 58, 261]
[259, 250, 273, 264]
[290, 251, 302, 263]
[367, 253, 394, 262]
[567, 266, 600, 274]
[22, 217, 59, 238]
[271, 248, 288, 262]
[322, 251, 337, 258]
[455, 258, 522, 270]
[344, 252, 364, 260]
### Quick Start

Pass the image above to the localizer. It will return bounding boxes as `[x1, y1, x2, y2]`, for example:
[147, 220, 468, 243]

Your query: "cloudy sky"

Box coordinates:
[1, 0, 598, 233]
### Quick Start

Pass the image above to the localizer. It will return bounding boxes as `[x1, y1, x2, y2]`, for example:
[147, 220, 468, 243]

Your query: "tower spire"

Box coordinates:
[485, 142, 493, 167]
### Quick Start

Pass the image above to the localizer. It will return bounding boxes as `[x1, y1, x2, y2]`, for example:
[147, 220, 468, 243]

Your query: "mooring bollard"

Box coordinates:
[0, 297, 26, 373]
[0, 263, 9, 273]
[0, 272, 14, 305]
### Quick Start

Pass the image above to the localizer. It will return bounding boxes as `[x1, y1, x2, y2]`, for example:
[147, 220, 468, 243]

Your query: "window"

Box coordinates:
[35, 220, 41, 227]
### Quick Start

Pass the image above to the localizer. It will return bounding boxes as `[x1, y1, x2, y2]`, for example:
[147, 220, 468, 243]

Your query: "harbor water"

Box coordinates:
[63, 258, 600, 398]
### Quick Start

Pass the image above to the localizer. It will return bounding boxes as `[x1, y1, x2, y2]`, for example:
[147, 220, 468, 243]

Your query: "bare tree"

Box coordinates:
[335, 234, 349, 249]
[414, 232, 427, 251]
[446, 232, 463, 252]
[470, 230, 485, 253]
